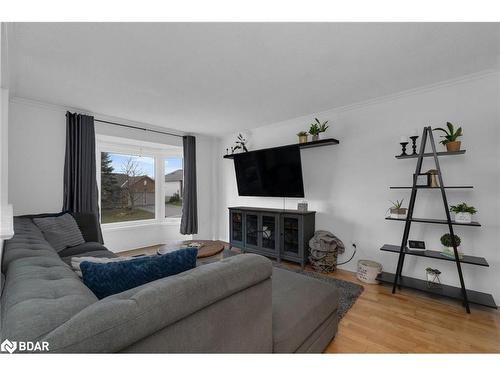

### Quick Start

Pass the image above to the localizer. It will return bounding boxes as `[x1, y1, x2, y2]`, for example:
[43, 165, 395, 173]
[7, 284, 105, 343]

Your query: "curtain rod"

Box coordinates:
[95, 119, 184, 138]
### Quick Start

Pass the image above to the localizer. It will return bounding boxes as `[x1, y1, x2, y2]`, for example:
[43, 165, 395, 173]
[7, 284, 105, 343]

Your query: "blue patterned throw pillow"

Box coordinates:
[80, 248, 198, 299]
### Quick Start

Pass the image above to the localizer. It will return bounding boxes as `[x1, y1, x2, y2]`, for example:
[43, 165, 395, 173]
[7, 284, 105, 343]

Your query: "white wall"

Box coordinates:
[217, 72, 500, 301]
[1, 24, 14, 268]
[8, 98, 219, 252]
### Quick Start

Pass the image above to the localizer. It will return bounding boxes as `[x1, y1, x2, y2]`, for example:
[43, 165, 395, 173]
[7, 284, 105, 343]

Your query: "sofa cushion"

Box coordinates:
[70, 256, 136, 277]
[1, 218, 59, 273]
[43, 254, 272, 352]
[19, 211, 103, 244]
[1, 217, 98, 343]
[80, 248, 198, 299]
[271, 268, 339, 353]
[33, 213, 85, 252]
[58, 242, 116, 266]
[1, 255, 98, 342]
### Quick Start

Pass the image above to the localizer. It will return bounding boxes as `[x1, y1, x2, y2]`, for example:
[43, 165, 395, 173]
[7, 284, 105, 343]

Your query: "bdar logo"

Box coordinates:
[1, 339, 17, 354]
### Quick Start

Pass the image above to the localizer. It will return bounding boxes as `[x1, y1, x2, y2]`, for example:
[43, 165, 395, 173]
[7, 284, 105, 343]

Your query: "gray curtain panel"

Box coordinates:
[63, 112, 103, 242]
[180, 135, 198, 234]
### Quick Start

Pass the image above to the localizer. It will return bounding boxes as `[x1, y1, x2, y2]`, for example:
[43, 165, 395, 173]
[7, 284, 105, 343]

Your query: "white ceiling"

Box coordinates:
[7, 23, 500, 136]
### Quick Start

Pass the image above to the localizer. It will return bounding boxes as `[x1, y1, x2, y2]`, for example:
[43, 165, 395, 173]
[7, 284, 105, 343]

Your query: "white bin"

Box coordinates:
[357, 260, 383, 284]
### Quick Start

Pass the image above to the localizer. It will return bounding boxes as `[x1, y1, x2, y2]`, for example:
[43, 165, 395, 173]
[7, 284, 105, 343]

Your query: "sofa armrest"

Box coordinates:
[42, 253, 272, 353]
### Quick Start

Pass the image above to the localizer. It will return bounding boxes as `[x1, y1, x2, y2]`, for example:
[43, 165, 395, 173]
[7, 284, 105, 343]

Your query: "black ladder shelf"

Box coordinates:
[377, 126, 497, 312]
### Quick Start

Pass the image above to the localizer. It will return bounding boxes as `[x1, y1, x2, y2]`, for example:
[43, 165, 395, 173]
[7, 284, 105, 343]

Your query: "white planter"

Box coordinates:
[442, 246, 463, 259]
[426, 270, 441, 287]
[426, 272, 434, 283]
[454, 212, 472, 223]
[389, 208, 407, 219]
[389, 213, 407, 219]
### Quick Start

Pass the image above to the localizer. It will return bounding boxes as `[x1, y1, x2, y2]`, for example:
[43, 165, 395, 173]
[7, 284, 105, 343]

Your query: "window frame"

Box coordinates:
[96, 136, 183, 229]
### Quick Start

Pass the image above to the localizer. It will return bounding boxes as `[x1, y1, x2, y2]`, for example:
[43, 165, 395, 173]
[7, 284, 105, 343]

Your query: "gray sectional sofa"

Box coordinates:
[1, 216, 339, 353]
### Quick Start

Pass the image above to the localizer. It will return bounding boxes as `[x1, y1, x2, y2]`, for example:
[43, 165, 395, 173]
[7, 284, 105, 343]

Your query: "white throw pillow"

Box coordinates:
[71, 256, 136, 277]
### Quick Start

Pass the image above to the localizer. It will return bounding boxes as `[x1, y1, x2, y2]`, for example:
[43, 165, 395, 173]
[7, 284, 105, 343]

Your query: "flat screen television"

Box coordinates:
[233, 145, 305, 197]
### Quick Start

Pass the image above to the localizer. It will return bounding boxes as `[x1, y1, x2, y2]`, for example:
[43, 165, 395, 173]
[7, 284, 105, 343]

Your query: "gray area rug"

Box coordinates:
[200, 248, 364, 320]
[273, 263, 364, 319]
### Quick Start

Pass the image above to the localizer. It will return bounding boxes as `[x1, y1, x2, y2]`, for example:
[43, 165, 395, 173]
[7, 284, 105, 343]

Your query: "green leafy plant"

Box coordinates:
[233, 133, 248, 152]
[440, 233, 461, 248]
[450, 202, 477, 215]
[433, 122, 463, 145]
[309, 118, 329, 135]
[426, 267, 441, 275]
[297, 131, 308, 136]
[389, 199, 405, 209]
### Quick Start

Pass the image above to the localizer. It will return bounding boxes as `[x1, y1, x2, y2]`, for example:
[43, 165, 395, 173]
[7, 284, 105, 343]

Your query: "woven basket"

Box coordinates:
[309, 248, 339, 273]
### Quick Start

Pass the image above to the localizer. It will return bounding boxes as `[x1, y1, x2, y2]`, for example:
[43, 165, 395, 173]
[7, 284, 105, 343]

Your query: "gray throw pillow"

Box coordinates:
[33, 213, 85, 252]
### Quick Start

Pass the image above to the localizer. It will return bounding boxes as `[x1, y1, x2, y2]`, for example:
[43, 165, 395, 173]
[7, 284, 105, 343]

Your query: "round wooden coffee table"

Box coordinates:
[185, 240, 225, 258]
[157, 240, 225, 258]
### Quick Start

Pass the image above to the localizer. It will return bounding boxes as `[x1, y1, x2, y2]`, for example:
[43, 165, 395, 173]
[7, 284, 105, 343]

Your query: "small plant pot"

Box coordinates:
[390, 208, 407, 219]
[298, 135, 308, 144]
[454, 212, 472, 223]
[445, 141, 461, 152]
[442, 246, 459, 255]
[442, 246, 463, 259]
[426, 271, 441, 288]
[311, 134, 319, 142]
[426, 271, 434, 283]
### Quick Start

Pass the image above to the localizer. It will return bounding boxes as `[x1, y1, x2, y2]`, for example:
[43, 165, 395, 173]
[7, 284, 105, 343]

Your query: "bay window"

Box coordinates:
[97, 138, 183, 226]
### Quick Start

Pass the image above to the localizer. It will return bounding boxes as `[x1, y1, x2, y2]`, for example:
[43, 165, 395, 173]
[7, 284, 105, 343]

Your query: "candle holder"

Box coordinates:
[399, 142, 409, 156]
[409, 136, 419, 155]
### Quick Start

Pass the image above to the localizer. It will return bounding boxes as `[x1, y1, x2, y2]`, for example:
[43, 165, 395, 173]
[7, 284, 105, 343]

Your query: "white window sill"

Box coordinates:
[102, 218, 181, 232]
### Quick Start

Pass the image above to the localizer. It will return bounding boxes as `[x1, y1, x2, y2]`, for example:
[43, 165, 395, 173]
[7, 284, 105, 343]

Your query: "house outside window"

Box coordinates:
[97, 138, 183, 226]
[164, 158, 183, 218]
[100, 152, 156, 224]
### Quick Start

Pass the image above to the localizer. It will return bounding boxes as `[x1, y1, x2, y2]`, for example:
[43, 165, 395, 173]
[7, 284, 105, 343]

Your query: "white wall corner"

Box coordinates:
[0, 204, 13, 240]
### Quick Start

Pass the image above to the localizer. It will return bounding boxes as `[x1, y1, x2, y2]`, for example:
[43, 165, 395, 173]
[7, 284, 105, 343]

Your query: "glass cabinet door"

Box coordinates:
[245, 214, 259, 247]
[282, 216, 300, 255]
[231, 211, 243, 243]
[261, 215, 278, 251]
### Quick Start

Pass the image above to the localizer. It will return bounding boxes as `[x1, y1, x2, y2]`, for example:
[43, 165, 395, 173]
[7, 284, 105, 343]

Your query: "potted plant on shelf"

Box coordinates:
[232, 133, 248, 153]
[433, 122, 463, 152]
[450, 202, 477, 223]
[388, 199, 407, 219]
[308, 118, 329, 141]
[440, 233, 463, 259]
[297, 131, 309, 144]
[425, 267, 442, 288]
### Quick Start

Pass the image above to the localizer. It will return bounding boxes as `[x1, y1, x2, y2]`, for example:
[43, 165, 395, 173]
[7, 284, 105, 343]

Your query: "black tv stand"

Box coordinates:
[228, 206, 315, 269]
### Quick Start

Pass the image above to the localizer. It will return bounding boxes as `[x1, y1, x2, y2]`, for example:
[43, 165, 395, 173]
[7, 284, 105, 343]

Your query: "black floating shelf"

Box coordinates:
[223, 138, 339, 159]
[380, 244, 489, 267]
[385, 217, 481, 227]
[395, 150, 466, 159]
[389, 186, 473, 189]
[376, 272, 497, 309]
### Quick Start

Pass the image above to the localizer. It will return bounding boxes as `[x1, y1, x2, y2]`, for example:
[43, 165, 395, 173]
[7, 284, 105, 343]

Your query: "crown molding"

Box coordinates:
[320, 68, 500, 115]
[1, 23, 11, 89]
[9, 96, 188, 138]
[10, 68, 499, 138]
[216, 68, 499, 137]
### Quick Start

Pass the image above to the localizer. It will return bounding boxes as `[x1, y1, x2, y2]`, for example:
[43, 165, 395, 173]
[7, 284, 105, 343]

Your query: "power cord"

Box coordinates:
[337, 243, 357, 266]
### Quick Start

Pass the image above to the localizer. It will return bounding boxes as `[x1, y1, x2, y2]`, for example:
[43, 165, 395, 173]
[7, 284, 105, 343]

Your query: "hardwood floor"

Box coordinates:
[325, 269, 500, 353]
[117, 243, 500, 353]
